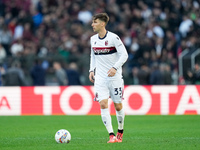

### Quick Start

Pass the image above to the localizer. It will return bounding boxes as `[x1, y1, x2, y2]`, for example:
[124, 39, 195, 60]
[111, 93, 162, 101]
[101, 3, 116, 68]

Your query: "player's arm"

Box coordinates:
[89, 39, 96, 83]
[112, 35, 128, 69]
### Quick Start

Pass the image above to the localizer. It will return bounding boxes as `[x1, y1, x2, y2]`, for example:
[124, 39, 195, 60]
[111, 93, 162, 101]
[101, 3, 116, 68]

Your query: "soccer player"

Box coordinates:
[89, 13, 128, 143]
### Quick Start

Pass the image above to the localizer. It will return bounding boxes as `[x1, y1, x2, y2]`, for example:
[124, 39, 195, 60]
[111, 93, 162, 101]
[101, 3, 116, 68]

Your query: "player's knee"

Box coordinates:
[115, 103, 122, 111]
[115, 106, 122, 111]
[100, 103, 107, 109]
[99, 100, 108, 109]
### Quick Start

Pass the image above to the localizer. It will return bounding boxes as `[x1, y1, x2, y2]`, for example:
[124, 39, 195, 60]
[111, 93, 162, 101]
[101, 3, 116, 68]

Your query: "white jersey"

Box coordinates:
[89, 31, 128, 80]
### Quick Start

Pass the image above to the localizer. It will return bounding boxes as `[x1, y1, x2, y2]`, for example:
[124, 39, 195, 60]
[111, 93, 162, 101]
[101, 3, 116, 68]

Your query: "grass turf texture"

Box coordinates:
[0, 115, 200, 150]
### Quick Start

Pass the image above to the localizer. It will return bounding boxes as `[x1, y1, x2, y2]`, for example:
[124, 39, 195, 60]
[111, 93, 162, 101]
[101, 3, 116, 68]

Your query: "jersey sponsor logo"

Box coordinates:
[92, 47, 117, 55]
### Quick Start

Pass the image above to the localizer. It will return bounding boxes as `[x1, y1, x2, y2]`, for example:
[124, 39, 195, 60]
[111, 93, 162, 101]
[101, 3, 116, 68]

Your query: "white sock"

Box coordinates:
[101, 108, 114, 134]
[116, 108, 125, 130]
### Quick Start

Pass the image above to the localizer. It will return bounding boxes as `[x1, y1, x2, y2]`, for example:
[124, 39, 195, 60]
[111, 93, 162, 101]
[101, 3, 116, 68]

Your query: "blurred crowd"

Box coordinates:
[0, 0, 200, 86]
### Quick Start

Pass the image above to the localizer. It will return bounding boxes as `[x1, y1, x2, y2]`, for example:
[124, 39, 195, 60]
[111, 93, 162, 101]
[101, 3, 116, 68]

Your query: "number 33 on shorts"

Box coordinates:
[112, 86, 124, 102]
[114, 87, 122, 96]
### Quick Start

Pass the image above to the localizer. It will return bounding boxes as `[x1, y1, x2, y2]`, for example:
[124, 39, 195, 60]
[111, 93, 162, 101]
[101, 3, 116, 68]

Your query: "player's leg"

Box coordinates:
[94, 80, 117, 143]
[100, 99, 114, 134]
[114, 102, 124, 142]
[110, 78, 125, 142]
[100, 99, 117, 143]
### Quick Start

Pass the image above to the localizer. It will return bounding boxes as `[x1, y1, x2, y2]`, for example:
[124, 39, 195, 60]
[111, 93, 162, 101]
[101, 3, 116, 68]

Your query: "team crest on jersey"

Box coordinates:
[105, 40, 108, 46]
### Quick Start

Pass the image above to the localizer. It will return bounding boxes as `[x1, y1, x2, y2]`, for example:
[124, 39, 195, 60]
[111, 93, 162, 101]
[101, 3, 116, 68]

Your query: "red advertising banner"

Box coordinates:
[0, 85, 200, 116]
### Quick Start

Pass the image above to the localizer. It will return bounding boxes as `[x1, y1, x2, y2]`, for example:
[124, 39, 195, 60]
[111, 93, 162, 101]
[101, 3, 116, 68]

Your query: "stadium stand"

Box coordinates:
[0, 0, 200, 85]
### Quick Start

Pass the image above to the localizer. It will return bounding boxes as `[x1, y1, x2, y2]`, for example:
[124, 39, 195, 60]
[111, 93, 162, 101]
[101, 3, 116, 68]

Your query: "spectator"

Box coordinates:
[131, 67, 139, 85]
[31, 8, 43, 30]
[0, 25, 12, 55]
[179, 15, 193, 38]
[149, 63, 164, 85]
[0, 43, 7, 63]
[23, 23, 35, 41]
[172, 68, 179, 85]
[187, 63, 200, 84]
[153, 22, 165, 38]
[0, 1, 5, 16]
[163, 64, 172, 84]
[154, 38, 164, 59]
[2, 60, 27, 86]
[0, 64, 5, 86]
[137, 63, 150, 85]
[53, 61, 68, 86]
[10, 39, 24, 56]
[66, 62, 81, 85]
[78, 6, 92, 25]
[13, 22, 23, 40]
[30, 58, 46, 86]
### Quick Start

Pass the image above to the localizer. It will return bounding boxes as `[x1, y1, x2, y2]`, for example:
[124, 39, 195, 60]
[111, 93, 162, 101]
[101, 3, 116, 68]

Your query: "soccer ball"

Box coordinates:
[55, 129, 71, 144]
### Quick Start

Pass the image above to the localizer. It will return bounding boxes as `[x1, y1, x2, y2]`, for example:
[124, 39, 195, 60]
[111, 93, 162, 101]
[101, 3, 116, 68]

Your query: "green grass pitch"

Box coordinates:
[0, 115, 200, 150]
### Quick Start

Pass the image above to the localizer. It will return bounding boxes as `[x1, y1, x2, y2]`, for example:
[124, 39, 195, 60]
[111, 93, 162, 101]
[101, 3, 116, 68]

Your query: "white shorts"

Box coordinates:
[94, 78, 124, 103]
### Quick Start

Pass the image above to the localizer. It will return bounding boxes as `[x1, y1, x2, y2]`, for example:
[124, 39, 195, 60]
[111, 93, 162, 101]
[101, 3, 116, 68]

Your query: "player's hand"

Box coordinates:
[89, 72, 95, 83]
[107, 67, 117, 77]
